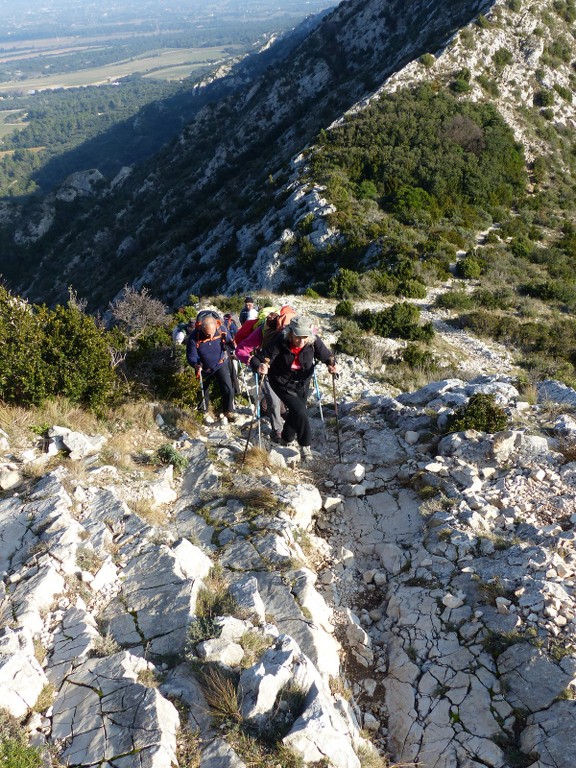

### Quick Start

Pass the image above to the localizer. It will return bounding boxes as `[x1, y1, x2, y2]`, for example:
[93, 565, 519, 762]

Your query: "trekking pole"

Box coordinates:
[241, 370, 261, 466]
[241, 413, 255, 467]
[254, 372, 262, 449]
[313, 367, 324, 424]
[332, 373, 342, 463]
[198, 368, 208, 413]
[240, 364, 254, 411]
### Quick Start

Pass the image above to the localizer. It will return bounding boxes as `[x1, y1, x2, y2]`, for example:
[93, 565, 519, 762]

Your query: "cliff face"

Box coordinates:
[7, 0, 496, 309]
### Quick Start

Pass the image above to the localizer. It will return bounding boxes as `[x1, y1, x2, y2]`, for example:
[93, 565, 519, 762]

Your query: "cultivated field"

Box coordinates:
[0, 44, 241, 93]
[0, 109, 27, 139]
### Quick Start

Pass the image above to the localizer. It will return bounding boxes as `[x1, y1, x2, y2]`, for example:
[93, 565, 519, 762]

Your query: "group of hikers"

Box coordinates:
[179, 295, 339, 462]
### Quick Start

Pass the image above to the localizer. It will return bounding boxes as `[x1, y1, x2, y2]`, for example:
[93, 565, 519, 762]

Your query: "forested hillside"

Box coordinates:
[0, 0, 497, 310]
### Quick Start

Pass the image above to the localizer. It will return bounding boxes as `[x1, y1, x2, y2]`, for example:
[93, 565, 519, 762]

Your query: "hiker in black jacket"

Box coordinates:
[251, 316, 338, 461]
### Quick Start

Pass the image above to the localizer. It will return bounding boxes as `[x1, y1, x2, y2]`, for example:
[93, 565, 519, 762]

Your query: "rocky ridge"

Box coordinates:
[1, 301, 576, 766]
[223, 0, 576, 296]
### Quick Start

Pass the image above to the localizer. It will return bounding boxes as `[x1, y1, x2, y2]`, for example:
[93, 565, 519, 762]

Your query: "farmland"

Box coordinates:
[0, 45, 241, 93]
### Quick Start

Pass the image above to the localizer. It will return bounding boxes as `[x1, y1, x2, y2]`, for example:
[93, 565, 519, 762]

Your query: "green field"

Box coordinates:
[0, 109, 27, 138]
[0, 45, 240, 92]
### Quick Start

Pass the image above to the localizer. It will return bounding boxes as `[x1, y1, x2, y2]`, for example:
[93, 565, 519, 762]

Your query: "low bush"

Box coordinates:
[444, 393, 509, 434]
[436, 291, 474, 310]
[356, 303, 434, 341]
[455, 256, 483, 279]
[403, 344, 437, 371]
[328, 268, 363, 298]
[334, 299, 354, 317]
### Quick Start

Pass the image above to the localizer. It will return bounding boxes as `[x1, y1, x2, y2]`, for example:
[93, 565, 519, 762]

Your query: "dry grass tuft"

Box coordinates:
[233, 485, 278, 513]
[197, 665, 243, 724]
[237, 446, 274, 471]
[239, 631, 274, 668]
[128, 497, 169, 527]
[195, 566, 237, 619]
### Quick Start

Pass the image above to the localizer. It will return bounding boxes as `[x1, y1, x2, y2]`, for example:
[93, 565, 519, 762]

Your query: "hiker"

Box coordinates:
[239, 296, 258, 325]
[186, 313, 236, 421]
[250, 315, 338, 460]
[236, 305, 296, 443]
[222, 313, 239, 341]
[171, 321, 188, 345]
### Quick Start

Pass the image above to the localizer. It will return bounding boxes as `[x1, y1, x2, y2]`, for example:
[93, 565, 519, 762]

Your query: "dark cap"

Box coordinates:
[244, 296, 254, 303]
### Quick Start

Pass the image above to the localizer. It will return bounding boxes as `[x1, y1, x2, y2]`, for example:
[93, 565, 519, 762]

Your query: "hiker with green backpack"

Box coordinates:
[250, 315, 338, 462]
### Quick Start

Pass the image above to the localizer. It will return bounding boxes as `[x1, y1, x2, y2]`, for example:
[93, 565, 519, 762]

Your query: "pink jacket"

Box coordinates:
[235, 325, 263, 364]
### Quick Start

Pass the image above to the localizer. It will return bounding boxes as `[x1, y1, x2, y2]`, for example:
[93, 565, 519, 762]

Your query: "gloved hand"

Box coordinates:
[194, 364, 202, 378]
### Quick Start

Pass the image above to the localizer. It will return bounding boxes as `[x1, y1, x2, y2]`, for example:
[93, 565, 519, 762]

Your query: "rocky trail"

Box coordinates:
[2, 292, 576, 767]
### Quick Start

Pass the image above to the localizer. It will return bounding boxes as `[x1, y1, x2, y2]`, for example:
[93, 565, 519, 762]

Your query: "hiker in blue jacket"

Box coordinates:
[187, 314, 236, 421]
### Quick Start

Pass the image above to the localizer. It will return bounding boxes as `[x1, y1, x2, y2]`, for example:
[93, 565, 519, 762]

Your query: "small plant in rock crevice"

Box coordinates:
[154, 443, 188, 473]
[239, 631, 274, 668]
[0, 709, 43, 768]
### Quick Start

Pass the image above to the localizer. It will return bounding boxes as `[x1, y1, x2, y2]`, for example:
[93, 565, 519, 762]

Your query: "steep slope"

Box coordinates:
[4, 0, 496, 309]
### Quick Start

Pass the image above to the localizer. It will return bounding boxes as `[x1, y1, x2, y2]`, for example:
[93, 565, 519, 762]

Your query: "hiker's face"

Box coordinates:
[203, 319, 217, 335]
[245, 301, 254, 309]
[291, 333, 308, 349]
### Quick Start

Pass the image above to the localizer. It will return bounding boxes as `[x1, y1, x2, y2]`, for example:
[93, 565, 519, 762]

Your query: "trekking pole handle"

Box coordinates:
[257, 357, 270, 375]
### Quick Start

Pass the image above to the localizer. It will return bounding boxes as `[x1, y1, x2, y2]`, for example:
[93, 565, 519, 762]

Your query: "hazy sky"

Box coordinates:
[0, 1, 335, 38]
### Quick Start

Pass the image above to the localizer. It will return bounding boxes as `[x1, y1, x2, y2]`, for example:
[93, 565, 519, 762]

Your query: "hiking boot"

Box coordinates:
[270, 431, 283, 444]
[300, 445, 313, 463]
[224, 412, 236, 423]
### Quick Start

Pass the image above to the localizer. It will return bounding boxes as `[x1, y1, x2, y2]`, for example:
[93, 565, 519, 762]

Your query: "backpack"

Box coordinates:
[171, 322, 188, 344]
[261, 305, 297, 348]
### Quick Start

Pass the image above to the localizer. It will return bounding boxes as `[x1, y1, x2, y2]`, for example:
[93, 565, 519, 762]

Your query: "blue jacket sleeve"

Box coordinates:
[186, 333, 199, 366]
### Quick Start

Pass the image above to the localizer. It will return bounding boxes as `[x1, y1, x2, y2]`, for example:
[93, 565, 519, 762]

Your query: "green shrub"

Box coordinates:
[0, 288, 116, 409]
[0, 288, 48, 406]
[357, 303, 434, 341]
[334, 299, 354, 317]
[455, 256, 483, 279]
[436, 290, 474, 310]
[451, 78, 473, 94]
[419, 53, 435, 68]
[476, 75, 500, 97]
[328, 268, 363, 298]
[534, 89, 555, 108]
[303, 287, 320, 298]
[493, 48, 513, 68]
[521, 280, 576, 303]
[395, 279, 427, 299]
[334, 318, 368, 358]
[39, 304, 117, 411]
[472, 288, 513, 310]
[403, 344, 437, 371]
[510, 235, 533, 259]
[0, 710, 42, 768]
[444, 393, 508, 433]
[553, 83, 573, 103]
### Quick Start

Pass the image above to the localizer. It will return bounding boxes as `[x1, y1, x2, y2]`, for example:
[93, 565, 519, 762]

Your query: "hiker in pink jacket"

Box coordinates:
[236, 306, 295, 443]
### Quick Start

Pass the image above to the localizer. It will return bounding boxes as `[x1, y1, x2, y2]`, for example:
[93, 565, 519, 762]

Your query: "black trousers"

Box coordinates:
[270, 380, 311, 447]
[202, 365, 235, 413]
